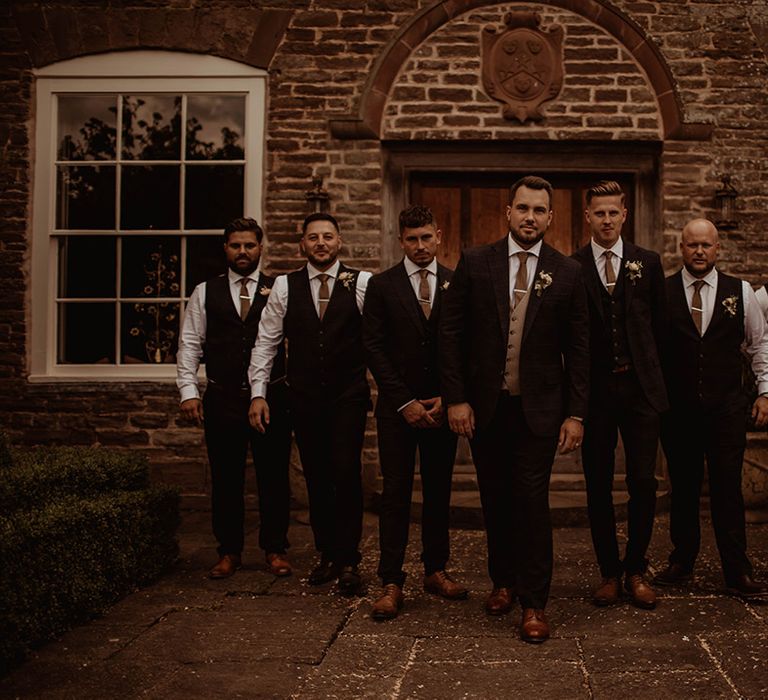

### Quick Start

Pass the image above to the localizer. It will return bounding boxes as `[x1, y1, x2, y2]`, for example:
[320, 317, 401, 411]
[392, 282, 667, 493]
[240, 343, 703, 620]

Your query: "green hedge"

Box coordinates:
[0, 436, 180, 674]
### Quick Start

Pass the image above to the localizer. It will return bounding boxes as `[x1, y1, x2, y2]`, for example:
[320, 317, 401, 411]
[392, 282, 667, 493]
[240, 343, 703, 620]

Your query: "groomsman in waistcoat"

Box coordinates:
[655, 218, 768, 600]
[363, 205, 467, 621]
[572, 181, 669, 610]
[440, 176, 590, 643]
[177, 217, 292, 579]
[249, 212, 371, 595]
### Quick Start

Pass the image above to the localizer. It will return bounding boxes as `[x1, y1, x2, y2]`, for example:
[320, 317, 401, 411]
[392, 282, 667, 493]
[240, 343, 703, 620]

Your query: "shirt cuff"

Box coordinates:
[757, 382, 768, 396]
[397, 399, 417, 413]
[251, 381, 269, 400]
[567, 415, 584, 422]
[179, 385, 200, 403]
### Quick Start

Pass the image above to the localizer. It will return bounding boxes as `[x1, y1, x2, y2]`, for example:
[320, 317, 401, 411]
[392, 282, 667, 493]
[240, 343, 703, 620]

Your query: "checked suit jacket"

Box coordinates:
[440, 237, 590, 436]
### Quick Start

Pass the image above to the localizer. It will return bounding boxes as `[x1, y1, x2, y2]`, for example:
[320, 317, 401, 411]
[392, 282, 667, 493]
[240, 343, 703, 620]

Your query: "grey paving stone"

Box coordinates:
[415, 636, 580, 663]
[589, 670, 736, 699]
[580, 633, 711, 673]
[699, 629, 768, 698]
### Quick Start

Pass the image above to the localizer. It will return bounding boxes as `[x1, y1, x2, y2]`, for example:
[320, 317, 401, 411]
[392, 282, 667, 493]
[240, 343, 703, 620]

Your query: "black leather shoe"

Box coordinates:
[653, 563, 693, 587]
[726, 574, 768, 601]
[337, 565, 362, 595]
[308, 560, 339, 585]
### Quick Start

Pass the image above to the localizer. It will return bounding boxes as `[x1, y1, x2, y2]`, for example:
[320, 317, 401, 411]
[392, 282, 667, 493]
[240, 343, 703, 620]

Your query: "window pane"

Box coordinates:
[121, 237, 181, 298]
[121, 302, 180, 364]
[58, 302, 115, 363]
[56, 165, 116, 230]
[121, 95, 181, 160]
[57, 95, 117, 161]
[185, 165, 244, 229]
[120, 166, 180, 230]
[186, 95, 245, 160]
[58, 237, 116, 298]
[186, 236, 225, 295]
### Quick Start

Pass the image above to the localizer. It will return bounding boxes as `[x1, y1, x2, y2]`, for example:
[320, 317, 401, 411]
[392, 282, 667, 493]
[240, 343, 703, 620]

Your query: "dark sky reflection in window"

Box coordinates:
[186, 236, 225, 295]
[56, 165, 116, 229]
[121, 166, 180, 230]
[122, 95, 181, 160]
[57, 95, 117, 161]
[185, 165, 244, 230]
[58, 237, 116, 297]
[186, 95, 245, 160]
[58, 302, 115, 363]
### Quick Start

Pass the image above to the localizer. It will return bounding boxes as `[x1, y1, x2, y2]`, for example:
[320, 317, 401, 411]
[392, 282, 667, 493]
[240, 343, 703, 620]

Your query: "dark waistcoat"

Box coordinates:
[204, 273, 285, 390]
[666, 271, 744, 409]
[598, 270, 632, 369]
[284, 265, 368, 402]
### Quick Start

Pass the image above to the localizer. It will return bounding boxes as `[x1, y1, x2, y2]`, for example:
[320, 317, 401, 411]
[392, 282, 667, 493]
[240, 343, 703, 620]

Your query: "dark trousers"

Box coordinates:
[291, 395, 368, 567]
[203, 384, 292, 557]
[582, 369, 659, 577]
[471, 394, 558, 610]
[376, 415, 458, 587]
[661, 401, 752, 584]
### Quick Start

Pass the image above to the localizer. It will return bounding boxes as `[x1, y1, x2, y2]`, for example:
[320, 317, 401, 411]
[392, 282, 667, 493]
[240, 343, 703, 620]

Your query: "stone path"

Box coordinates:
[2, 510, 767, 699]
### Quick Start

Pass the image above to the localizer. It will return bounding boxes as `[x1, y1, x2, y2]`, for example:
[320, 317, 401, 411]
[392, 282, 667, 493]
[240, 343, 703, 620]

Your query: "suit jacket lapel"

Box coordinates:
[488, 238, 511, 340]
[621, 239, 636, 310]
[393, 261, 427, 335]
[523, 244, 555, 342]
[432, 264, 449, 321]
[579, 246, 607, 324]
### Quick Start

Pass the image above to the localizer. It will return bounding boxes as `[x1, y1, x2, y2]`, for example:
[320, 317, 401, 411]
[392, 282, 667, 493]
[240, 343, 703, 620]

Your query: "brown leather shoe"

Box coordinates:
[726, 574, 768, 601]
[520, 608, 549, 644]
[592, 576, 621, 606]
[209, 554, 241, 579]
[371, 584, 404, 620]
[653, 563, 693, 587]
[485, 587, 514, 615]
[423, 570, 469, 600]
[266, 552, 292, 577]
[625, 573, 657, 609]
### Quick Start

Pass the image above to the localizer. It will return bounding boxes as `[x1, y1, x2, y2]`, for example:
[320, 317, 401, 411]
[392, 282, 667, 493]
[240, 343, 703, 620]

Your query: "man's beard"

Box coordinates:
[228, 257, 259, 276]
[306, 250, 338, 268]
[509, 226, 546, 248]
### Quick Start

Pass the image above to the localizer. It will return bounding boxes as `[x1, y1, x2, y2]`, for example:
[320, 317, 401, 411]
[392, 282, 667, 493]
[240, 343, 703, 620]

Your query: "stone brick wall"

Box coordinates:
[1, 0, 767, 499]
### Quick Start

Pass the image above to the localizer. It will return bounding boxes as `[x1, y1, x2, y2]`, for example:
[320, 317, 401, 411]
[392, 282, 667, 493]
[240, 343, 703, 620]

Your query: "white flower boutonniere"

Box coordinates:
[534, 271, 553, 297]
[258, 285, 271, 296]
[440, 280, 450, 291]
[338, 271, 356, 289]
[625, 260, 643, 284]
[722, 295, 738, 317]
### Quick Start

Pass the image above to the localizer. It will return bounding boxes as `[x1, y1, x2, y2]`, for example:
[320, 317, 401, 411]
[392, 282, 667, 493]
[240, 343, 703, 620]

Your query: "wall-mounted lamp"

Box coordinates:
[715, 175, 738, 230]
[305, 175, 330, 214]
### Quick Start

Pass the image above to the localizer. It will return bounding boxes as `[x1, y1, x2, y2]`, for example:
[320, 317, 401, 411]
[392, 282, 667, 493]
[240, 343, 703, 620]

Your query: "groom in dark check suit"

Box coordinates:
[440, 176, 589, 643]
[572, 180, 668, 610]
[363, 205, 466, 621]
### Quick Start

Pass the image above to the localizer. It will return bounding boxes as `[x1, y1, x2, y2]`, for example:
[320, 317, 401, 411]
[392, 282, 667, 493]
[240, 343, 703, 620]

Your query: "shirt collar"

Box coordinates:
[307, 259, 340, 280]
[590, 236, 623, 261]
[681, 265, 717, 289]
[403, 256, 438, 277]
[228, 264, 261, 285]
[507, 234, 542, 258]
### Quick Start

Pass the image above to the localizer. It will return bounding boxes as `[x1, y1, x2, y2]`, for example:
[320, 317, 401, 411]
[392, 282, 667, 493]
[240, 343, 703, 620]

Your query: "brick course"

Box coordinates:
[1, 0, 768, 498]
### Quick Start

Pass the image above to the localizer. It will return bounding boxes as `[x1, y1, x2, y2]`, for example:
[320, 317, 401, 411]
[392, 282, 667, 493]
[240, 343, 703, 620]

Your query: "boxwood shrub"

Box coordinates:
[0, 435, 180, 674]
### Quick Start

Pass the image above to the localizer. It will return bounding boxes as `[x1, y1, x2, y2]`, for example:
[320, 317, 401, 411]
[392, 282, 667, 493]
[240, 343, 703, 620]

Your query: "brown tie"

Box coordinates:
[418, 269, 431, 319]
[603, 250, 616, 295]
[238, 278, 251, 321]
[691, 279, 705, 335]
[317, 273, 330, 320]
[513, 252, 529, 308]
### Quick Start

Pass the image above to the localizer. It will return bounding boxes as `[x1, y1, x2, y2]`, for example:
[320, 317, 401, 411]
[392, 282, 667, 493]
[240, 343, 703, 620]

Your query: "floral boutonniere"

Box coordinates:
[722, 295, 738, 317]
[258, 285, 271, 296]
[338, 271, 356, 289]
[440, 280, 450, 291]
[534, 271, 553, 297]
[625, 260, 643, 284]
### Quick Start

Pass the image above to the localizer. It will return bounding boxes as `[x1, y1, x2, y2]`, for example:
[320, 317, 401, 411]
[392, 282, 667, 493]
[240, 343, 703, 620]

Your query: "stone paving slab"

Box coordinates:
[2, 511, 768, 699]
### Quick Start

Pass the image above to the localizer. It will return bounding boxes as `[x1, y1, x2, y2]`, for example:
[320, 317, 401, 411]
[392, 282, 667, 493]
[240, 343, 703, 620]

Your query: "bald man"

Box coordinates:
[655, 219, 768, 600]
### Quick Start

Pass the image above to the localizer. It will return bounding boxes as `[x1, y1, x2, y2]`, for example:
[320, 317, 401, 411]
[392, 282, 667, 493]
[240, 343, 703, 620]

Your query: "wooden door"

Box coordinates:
[411, 173, 635, 268]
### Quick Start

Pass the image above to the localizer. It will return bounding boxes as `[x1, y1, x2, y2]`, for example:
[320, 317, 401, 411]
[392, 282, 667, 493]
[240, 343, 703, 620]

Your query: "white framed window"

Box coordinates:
[30, 51, 267, 380]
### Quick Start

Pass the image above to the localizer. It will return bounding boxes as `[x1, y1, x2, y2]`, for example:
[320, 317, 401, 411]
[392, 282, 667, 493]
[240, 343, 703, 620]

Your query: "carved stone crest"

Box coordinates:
[481, 11, 564, 123]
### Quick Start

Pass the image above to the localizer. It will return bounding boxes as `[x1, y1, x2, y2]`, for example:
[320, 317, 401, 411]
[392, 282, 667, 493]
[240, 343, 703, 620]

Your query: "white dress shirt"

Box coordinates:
[403, 256, 437, 306]
[248, 260, 371, 399]
[681, 266, 768, 394]
[756, 285, 768, 321]
[176, 266, 262, 402]
[507, 235, 542, 299]
[590, 237, 623, 290]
